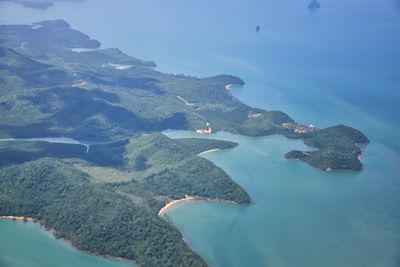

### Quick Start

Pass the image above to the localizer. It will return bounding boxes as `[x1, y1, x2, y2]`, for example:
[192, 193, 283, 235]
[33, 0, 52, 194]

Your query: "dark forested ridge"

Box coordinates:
[0, 19, 369, 267]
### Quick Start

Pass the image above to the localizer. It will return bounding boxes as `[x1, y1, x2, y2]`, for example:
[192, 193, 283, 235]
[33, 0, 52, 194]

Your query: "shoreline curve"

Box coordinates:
[158, 195, 237, 217]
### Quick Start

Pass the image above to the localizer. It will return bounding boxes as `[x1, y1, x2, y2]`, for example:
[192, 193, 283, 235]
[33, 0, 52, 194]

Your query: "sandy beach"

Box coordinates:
[158, 196, 196, 217]
[158, 196, 237, 217]
[225, 84, 233, 90]
[198, 148, 220, 156]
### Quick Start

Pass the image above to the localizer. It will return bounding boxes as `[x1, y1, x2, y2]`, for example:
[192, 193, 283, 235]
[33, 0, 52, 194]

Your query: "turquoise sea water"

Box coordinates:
[0, 0, 400, 266]
[0, 220, 134, 267]
[164, 131, 400, 267]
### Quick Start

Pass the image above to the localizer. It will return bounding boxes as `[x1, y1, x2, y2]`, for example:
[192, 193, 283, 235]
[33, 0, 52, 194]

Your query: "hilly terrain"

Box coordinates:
[0, 20, 369, 267]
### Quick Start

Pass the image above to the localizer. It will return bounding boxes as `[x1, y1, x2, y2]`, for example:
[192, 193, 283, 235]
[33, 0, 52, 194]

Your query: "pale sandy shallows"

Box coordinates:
[225, 84, 233, 90]
[158, 196, 237, 217]
[158, 196, 196, 217]
[197, 148, 220, 156]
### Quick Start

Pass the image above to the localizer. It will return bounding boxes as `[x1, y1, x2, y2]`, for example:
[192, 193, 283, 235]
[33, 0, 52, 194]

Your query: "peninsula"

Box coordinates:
[0, 20, 368, 267]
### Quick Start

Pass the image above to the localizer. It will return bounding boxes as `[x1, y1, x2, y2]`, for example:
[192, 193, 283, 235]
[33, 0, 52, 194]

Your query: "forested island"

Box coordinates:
[0, 0, 82, 10]
[0, 20, 368, 267]
[285, 125, 368, 171]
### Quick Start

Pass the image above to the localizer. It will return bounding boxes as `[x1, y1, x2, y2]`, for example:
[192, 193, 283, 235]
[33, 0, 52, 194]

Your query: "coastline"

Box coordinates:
[158, 196, 238, 217]
[198, 148, 220, 156]
[0, 215, 34, 222]
[225, 84, 233, 90]
[158, 196, 196, 216]
[0, 215, 137, 266]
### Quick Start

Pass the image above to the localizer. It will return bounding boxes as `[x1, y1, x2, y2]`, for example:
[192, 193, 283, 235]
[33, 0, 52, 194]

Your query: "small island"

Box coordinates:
[285, 125, 369, 171]
[308, 0, 321, 9]
[0, 0, 82, 9]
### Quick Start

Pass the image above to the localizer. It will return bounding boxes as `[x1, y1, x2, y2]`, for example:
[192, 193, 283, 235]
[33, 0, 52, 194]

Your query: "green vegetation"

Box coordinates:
[0, 134, 249, 204]
[123, 134, 248, 203]
[0, 140, 128, 167]
[0, 19, 369, 267]
[175, 138, 238, 154]
[0, 158, 207, 267]
[285, 125, 369, 171]
[0, 21, 294, 141]
[0, 134, 249, 267]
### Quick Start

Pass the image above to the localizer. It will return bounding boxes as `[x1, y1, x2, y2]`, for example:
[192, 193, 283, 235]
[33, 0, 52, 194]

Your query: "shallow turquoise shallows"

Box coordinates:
[0, 220, 134, 267]
[0, 0, 399, 266]
[164, 131, 400, 267]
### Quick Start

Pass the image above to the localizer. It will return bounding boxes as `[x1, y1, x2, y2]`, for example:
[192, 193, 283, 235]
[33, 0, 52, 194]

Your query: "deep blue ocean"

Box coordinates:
[1, 0, 399, 266]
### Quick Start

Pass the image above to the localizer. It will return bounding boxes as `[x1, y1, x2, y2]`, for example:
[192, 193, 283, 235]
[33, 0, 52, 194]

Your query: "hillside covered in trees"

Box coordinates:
[0, 134, 247, 267]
